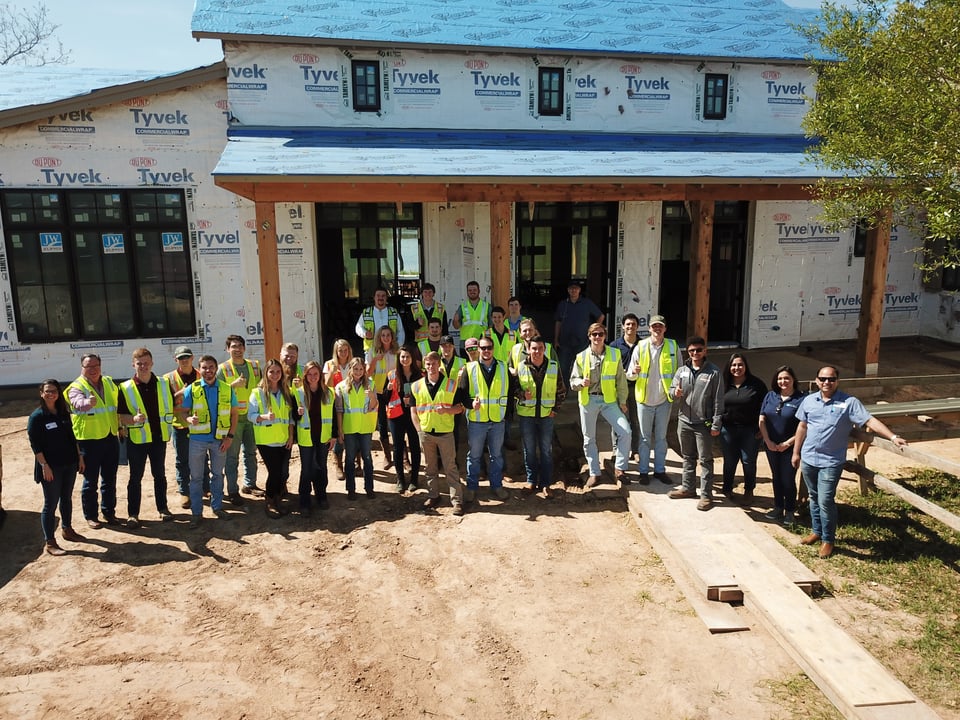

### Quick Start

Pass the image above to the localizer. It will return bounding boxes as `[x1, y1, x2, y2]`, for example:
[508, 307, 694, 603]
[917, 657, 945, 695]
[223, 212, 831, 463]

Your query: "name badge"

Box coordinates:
[46, 421, 58, 430]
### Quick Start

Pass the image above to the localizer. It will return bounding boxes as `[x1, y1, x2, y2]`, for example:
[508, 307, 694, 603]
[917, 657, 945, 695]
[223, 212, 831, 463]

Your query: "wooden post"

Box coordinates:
[254, 200, 282, 362]
[687, 200, 714, 342]
[855, 209, 892, 377]
[490, 201, 512, 305]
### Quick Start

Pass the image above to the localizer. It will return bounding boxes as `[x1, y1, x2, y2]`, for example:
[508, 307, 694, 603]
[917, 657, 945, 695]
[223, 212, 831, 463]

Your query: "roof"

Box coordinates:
[213, 128, 834, 184]
[192, 0, 827, 63]
[0, 63, 226, 129]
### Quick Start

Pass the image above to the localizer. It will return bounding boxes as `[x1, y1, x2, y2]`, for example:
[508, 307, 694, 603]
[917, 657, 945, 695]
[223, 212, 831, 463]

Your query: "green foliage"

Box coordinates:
[801, 1, 960, 272]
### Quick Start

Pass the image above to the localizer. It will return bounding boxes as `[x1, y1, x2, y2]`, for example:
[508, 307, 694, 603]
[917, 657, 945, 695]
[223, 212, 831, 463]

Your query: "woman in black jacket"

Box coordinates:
[720, 354, 767, 502]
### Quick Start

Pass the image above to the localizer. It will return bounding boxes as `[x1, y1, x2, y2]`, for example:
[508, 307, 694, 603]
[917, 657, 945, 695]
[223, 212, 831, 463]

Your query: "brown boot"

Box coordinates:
[382, 437, 393, 470]
[335, 453, 345, 482]
[45, 540, 66, 556]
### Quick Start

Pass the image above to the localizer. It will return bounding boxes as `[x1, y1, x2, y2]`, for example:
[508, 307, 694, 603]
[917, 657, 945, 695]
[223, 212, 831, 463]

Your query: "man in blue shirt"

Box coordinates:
[791, 366, 906, 557]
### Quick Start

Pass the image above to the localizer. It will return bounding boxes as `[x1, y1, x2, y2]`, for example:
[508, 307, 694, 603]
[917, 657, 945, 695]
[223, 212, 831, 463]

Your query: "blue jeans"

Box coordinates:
[298, 443, 330, 509]
[173, 427, 209, 497]
[800, 461, 842, 543]
[126, 439, 168, 516]
[766, 449, 798, 512]
[638, 401, 671, 475]
[466, 419, 505, 491]
[79, 435, 119, 521]
[678, 418, 714, 498]
[189, 437, 226, 515]
[225, 419, 257, 493]
[344, 433, 374, 493]
[40, 463, 76, 541]
[721, 425, 760, 493]
[579, 396, 631, 476]
[519, 415, 554, 488]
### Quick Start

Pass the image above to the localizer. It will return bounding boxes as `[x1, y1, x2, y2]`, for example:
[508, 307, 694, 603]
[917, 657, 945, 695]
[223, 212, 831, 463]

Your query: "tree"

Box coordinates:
[0, 1, 69, 66]
[801, 0, 960, 274]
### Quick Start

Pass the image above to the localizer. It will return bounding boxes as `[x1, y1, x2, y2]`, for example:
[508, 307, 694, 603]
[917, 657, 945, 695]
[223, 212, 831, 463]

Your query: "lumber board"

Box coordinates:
[711, 533, 939, 719]
[852, 466, 960, 535]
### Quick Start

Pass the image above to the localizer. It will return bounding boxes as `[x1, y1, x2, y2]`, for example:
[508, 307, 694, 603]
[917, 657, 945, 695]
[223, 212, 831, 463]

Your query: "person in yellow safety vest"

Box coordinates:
[166, 346, 210, 508]
[457, 337, 511, 507]
[117, 347, 175, 527]
[217, 334, 262, 501]
[452, 280, 490, 356]
[296, 360, 336, 516]
[248, 359, 296, 518]
[438, 333, 467, 450]
[417, 317, 444, 358]
[365, 325, 399, 469]
[355, 286, 405, 352]
[486, 306, 518, 364]
[65, 353, 121, 529]
[514, 336, 567, 497]
[336, 357, 379, 499]
[323, 338, 354, 482]
[412, 351, 468, 515]
[569, 322, 632, 490]
[509, 318, 555, 377]
[627, 314, 682, 486]
[182, 355, 239, 529]
[411, 282, 447, 341]
[280, 342, 304, 387]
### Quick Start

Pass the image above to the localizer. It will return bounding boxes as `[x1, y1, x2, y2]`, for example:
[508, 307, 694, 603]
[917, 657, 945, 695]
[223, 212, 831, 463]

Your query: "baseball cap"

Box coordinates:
[173, 346, 194, 359]
[464, 337, 479, 350]
[440, 335, 455, 345]
[649, 315, 666, 327]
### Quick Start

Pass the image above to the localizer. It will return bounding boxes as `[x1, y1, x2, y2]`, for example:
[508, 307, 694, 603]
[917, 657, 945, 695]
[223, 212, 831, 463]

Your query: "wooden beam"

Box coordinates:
[855, 209, 892, 377]
[254, 200, 283, 362]
[687, 200, 714, 341]
[490, 202, 512, 306]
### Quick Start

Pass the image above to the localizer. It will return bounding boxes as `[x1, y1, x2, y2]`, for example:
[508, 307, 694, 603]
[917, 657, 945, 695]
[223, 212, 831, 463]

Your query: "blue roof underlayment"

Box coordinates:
[214, 128, 834, 181]
[192, 0, 827, 62]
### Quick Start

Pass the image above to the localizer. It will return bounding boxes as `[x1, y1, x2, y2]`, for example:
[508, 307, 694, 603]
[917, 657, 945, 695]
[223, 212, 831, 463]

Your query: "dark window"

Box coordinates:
[854, 220, 869, 258]
[703, 73, 728, 120]
[538, 68, 563, 116]
[352, 60, 381, 112]
[1, 189, 195, 343]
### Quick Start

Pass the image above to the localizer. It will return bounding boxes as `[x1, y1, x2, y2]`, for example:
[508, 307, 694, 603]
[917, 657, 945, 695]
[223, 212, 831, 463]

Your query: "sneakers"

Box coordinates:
[228, 493, 245, 506]
[179, 495, 191, 509]
[783, 511, 796, 525]
[493, 487, 509, 500]
[668, 488, 697, 499]
[240, 486, 265, 497]
[159, 510, 174, 522]
[765, 508, 784, 521]
[126, 516, 140, 529]
[188, 515, 201, 529]
[104, 515, 122, 526]
[696, 497, 713, 511]
[654, 472, 672, 484]
[213, 509, 231, 521]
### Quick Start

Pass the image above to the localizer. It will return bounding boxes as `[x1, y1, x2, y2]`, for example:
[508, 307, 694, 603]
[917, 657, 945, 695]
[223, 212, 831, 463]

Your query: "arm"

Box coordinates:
[625, 343, 642, 381]
[451, 305, 462, 329]
[710, 371, 724, 435]
[615, 362, 629, 412]
[865, 416, 908, 446]
[791, 421, 807, 468]
[569, 352, 585, 391]
[356, 313, 371, 340]
[67, 385, 97, 413]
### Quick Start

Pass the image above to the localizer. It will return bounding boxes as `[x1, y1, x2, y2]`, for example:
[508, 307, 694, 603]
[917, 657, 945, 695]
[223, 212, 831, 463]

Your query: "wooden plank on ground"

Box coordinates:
[712, 533, 940, 720]
[845, 462, 960, 535]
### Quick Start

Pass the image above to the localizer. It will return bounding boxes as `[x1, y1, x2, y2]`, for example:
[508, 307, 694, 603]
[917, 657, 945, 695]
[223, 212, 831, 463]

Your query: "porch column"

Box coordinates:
[490, 202, 512, 306]
[855, 208, 892, 377]
[254, 200, 283, 362]
[687, 200, 714, 342]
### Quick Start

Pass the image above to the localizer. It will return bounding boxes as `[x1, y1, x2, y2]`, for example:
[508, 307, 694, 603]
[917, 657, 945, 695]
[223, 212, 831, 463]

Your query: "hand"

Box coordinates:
[473, 397, 482, 411]
[791, 453, 800, 469]
[78, 457, 85, 474]
[133, 412, 146, 425]
[262, 411, 275, 422]
[220, 437, 233, 452]
[524, 390, 533, 400]
[298, 406, 305, 417]
[187, 414, 199, 426]
[620, 404, 628, 414]
[673, 387, 683, 399]
[710, 429, 720, 437]
[764, 439, 777, 452]
[41, 464, 53, 482]
[88, 394, 98, 407]
[231, 376, 244, 388]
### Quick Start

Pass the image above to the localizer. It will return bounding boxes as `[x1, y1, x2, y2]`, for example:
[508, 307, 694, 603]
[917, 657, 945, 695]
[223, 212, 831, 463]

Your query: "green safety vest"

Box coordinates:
[370, 351, 396, 393]
[294, 386, 334, 446]
[120, 376, 174, 444]
[465, 360, 508, 423]
[441, 355, 465, 380]
[251, 387, 293, 446]
[362, 306, 400, 352]
[509, 342, 553, 374]
[486, 328, 518, 364]
[165, 368, 195, 430]
[218, 358, 261, 414]
[458, 300, 489, 341]
[516, 360, 560, 417]
[412, 376, 458, 433]
[338, 379, 378, 435]
[411, 301, 445, 341]
[188, 380, 233, 439]
[65, 375, 119, 440]
[634, 338, 679, 405]
[575, 346, 620, 406]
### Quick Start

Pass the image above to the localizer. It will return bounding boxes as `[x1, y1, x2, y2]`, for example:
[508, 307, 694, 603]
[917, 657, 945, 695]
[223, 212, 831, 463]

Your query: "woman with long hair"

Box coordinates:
[336, 357, 378, 499]
[366, 325, 399, 468]
[758, 365, 805, 525]
[248, 358, 296, 517]
[386, 344, 423, 493]
[27, 379, 85, 555]
[324, 338, 354, 480]
[295, 360, 336, 515]
[720, 352, 768, 503]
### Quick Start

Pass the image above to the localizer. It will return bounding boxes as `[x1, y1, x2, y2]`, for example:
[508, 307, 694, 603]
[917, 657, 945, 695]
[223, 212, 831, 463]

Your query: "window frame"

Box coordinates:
[352, 59, 382, 113]
[703, 73, 729, 120]
[538, 67, 564, 117]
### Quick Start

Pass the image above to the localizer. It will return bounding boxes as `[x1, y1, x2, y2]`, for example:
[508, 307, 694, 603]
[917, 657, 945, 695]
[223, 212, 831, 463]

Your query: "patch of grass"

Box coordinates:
[762, 673, 841, 720]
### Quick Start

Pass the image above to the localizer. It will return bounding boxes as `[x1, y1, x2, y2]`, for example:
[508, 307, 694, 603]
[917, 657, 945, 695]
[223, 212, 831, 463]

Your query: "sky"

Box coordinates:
[28, 0, 846, 72]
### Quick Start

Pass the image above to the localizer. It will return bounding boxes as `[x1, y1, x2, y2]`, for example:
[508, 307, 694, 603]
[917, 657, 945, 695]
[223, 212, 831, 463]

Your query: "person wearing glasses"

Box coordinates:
[569, 322, 632, 490]
[118, 347, 176, 527]
[458, 336, 511, 507]
[758, 365, 805, 526]
[791, 366, 907, 558]
[668, 337, 724, 511]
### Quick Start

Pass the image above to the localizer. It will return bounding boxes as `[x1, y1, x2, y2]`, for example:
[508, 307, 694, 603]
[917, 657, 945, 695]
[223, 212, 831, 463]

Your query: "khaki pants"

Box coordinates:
[420, 431, 462, 505]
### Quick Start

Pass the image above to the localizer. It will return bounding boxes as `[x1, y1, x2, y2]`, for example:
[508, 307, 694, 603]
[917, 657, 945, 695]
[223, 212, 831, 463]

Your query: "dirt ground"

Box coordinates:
[1, 338, 958, 719]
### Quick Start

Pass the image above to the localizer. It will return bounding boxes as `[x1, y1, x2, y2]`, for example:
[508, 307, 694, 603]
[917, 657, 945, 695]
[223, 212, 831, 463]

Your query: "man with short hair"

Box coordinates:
[792, 366, 907, 558]
[183, 355, 238, 528]
[509, 318, 555, 375]
[569, 322, 631, 489]
[486, 306, 518, 364]
[66, 354, 121, 528]
[356, 287, 404, 352]
[627, 314, 681, 485]
[554, 281, 604, 382]
[418, 317, 444, 358]
[515, 336, 566, 497]
[217, 335, 261, 502]
[668, 337, 723, 511]
[452, 281, 490, 356]
[411, 282, 447, 341]
[610, 313, 642, 467]
[280, 342, 303, 385]
[118, 347, 175, 526]
[506, 296, 527, 333]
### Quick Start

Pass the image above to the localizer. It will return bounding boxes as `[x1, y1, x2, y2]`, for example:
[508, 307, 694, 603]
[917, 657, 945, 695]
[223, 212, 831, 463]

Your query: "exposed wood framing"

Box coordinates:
[855, 209, 893, 377]
[687, 200, 714, 341]
[489, 202, 512, 312]
[254, 200, 282, 362]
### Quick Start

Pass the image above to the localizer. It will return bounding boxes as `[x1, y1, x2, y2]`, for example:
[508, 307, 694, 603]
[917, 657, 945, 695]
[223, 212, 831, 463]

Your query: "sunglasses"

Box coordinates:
[589, 332, 605, 338]
[478, 346, 494, 350]
[817, 376, 838, 382]
[687, 348, 704, 354]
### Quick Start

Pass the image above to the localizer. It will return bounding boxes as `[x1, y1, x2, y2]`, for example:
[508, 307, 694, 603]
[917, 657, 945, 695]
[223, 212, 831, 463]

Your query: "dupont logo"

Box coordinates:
[292, 53, 320, 64]
[215, 99, 229, 110]
[392, 57, 406, 67]
[772, 213, 791, 222]
[244, 219, 256, 230]
[886, 284, 897, 293]
[293, 310, 306, 319]
[33, 157, 61, 168]
[619, 64, 641, 74]
[464, 59, 488, 70]
[122, 97, 149, 108]
[129, 157, 157, 168]
[762, 70, 782, 80]
[823, 287, 841, 295]
[195, 220, 212, 230]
